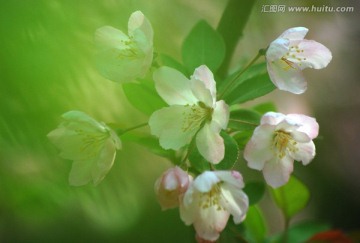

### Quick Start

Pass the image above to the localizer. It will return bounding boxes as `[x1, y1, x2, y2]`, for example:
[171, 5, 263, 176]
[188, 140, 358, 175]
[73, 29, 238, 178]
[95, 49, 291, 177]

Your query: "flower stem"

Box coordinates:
[229, 118, 259, 127]
[218, 49, 265, 100]
[117, 122, 148, 136]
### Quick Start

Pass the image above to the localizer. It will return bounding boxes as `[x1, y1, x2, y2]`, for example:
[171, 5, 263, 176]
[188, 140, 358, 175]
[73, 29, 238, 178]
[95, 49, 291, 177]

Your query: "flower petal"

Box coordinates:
[68, 159, 94, 186]
[295, 40, 332, 70]
[191, 65, 217, 101]
[193, 207, 230, 241]
[191, 79, 214, 108]
[220, 184, 249, 224]
[263, 156, 294, 188]
[212, 100, 229, 130]
[286, 114, 319, 139]
[196, 123, 224, 164]
[92, 137, 118, 185]
[266, 38, 290, 61]
[292, 141, 316, 165]
[153, 66, 198, 105]
[244, 125, 274, 170]
[267, 60, 307, 94]
[193, 171, 220, 192]
[214, 171, 244, 189]
[128, 11, 153, 44]
[149, 105, 198, 150]
[260, 112, 286, 126]
[279, 27, 308, 40]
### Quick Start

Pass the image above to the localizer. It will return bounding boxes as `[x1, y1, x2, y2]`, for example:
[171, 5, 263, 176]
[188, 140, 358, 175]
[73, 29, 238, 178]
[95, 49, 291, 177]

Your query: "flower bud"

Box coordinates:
[154, 166, 191, 210]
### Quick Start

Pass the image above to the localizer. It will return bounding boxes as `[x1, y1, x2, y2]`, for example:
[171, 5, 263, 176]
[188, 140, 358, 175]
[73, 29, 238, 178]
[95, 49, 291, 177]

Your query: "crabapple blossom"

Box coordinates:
[244, 112, 319, 188]
[180, 171, 249, 241]
[154, 166, 192, 210]
[47, 111, 121, 186]
[149, 65, 229, 164]
[95, 10, 153, 83]
[266, 27, 332, 94]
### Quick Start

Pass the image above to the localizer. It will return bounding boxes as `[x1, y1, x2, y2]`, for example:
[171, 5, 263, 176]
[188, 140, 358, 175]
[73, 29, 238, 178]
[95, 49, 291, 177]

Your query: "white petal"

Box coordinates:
[263, 156, 294, 188]
[191, 79, 214, 108]
[92, 137, 118, 185]
[179, 192, 197, 224]
[260, 112, 286, 126]
[292, 141, 316, 165]
[95, 26, 129, 51]
[294, 40, 332, 70]
[214, 171, 244, 189]
[267, 60, 307, 94]
[193, 171, 220, 192]
[193, 206, 230, 242]
[68, 159, 93, 186]
[290, 131, 311, 143]
[128, 11, 153, 44]
[191, 65, 217, 100]
[212, 100, 229, 130]
[220, 184, 249, 224]
[279, 27, 308, 40]
[62, 111, 106, 132]
[244, 125, 274, 170]
[287, 114, 319, 139]
[266, 38, 290, 61]
[153, 66, 198, 105]
[196, 123, 224, 164]
[149, 105, 198, 150]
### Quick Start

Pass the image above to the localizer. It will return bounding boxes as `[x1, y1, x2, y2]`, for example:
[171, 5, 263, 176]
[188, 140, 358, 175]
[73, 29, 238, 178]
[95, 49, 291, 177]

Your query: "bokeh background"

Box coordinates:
[1, 0, 359, 242]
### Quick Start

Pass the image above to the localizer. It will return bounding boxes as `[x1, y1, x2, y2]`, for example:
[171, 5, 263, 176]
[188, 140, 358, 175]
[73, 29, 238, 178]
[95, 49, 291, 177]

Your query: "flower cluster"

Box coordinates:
[47, 10, 332, 242]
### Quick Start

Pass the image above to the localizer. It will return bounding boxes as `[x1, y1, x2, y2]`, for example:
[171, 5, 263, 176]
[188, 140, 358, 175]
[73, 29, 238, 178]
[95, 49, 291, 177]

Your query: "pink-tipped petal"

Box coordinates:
[292, 141, 316, 165]
[279, 27, 309, 40]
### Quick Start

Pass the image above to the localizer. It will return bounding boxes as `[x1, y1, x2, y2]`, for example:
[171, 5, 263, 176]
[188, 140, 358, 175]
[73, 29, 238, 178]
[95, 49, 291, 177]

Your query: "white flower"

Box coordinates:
[95, 10, 153, 83]
[266, 27, 332, 94]
[47, 111, 121, 186]
[180, 171, 249, 242]
[154, 166, 192, 210]
[149, 65, 229, 164]
[244, 112, 319, 188]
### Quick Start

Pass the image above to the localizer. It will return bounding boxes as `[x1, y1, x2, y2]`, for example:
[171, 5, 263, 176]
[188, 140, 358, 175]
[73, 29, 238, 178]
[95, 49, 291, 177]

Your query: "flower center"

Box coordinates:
[182, 102, 213, 132]
[199, 183, 224, 211]
[281, 45, 307, 70]
[273, 130, 298, 158]
[118, 36, 142, 59]
[76, 129, 109, 157]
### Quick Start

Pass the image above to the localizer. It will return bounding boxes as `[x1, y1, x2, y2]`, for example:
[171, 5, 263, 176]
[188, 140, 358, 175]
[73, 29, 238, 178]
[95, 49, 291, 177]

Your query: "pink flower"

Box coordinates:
[180, 171, 248, 241]
[266, 27, 332, 94]
[154, 166, 192, 210]
[244, 112, 319, 188]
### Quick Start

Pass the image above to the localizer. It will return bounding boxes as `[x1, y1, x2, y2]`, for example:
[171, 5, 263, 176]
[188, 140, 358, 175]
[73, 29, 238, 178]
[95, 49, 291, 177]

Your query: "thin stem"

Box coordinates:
[117, 122, 148, 136]
[229, 118, 259, 127]
[282, 217, 290, 243]
[218, 49, 265, 100]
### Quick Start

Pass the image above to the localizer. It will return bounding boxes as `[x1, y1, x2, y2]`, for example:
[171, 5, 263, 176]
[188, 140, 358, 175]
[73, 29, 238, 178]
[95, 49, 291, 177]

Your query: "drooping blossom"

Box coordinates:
[244, 112, 319, 188]
[266, 27, 332, 94]
[47, 111, 121, 186]
[95, 10, 153, 83]
[180, 171, 249, 241]
[149, 65, 229, 164]
[154, 166, 192, 210]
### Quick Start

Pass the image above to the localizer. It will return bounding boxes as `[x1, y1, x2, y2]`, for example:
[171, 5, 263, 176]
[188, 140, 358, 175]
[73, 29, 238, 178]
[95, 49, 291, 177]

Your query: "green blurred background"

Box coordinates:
[1, 0, 359, 242]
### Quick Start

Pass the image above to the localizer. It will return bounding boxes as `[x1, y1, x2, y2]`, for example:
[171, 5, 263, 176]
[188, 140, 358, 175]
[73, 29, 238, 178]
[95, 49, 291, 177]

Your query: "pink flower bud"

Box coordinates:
[154, 166, 191, 210]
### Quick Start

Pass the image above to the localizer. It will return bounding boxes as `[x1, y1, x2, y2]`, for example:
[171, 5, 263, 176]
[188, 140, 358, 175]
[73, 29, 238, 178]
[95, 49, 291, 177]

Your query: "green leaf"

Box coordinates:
[121, 133, 177, 163]
[270, 176, 310, 219]
[188, 131, 239, 173]
[253, 102, 278, 114]
[233, 130, 253, 150]
[217, 0, 256, 77]
[243, 181, 266, 205]
[158, 54, 188, 76]
[243, 205, 267, 243]
[182, 20, 225, 73]
[224, 73, 276, 105]
[266, 221, 331, 243]
[122, 79, 166, 116]
[228, 108, 261, 132]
